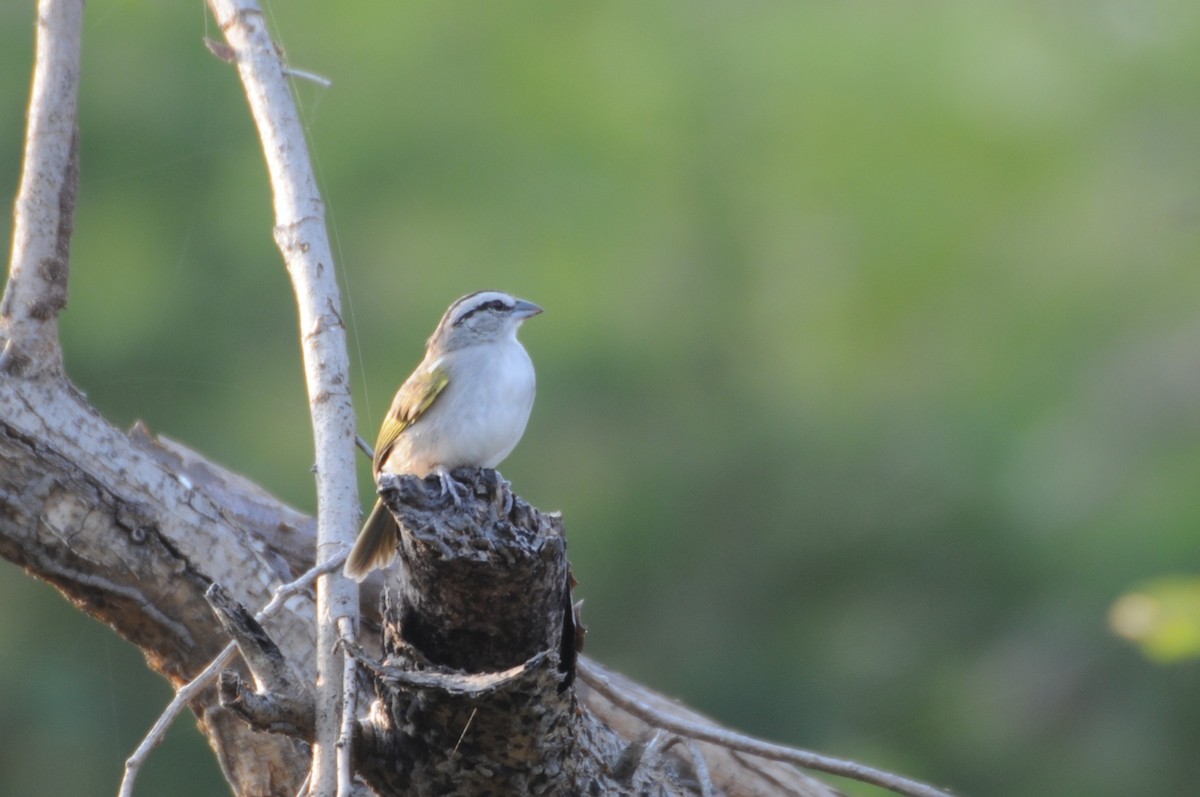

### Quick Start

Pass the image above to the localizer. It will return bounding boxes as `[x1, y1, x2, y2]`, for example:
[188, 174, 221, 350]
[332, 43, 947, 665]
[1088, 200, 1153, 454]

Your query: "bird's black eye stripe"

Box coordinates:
[454, 299, 511, 325]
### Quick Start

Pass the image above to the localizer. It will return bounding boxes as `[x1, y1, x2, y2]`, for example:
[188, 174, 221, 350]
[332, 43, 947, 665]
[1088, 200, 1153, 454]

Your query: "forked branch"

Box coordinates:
[118, 555, 346, 797]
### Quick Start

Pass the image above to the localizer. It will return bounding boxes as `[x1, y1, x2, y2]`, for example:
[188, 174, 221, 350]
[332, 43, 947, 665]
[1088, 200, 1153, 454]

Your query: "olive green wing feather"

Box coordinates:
[347, 361, 450, 580]
[372, 360, 450, 474]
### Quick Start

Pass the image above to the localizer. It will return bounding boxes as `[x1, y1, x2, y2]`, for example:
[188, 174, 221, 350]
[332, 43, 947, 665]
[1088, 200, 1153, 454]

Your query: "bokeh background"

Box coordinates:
[3, 2, 1200, 795]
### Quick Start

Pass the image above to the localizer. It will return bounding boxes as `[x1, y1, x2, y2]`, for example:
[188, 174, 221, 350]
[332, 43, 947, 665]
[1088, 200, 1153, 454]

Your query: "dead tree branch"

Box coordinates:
[208, 582, 316, 737]
[204, 2, 360, 794]
[0, 0, 81, 377]
[210, 469, 843, 797]
[118, 554, 346, 797]
[578, 659, 955, 797]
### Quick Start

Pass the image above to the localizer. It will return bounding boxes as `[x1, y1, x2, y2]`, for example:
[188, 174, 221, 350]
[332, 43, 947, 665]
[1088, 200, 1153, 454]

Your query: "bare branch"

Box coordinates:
[335, 616, 358, 796]
[204, 3, 360, 796]
[118, 553, 345, 797]
[219, 669, 315, 739]
[207, 583, 314, 702]
[1, 0, 84, 377]
[685, 740, 715, 797]
[577, 659, 956, 797]
[285, 66, 333, 88]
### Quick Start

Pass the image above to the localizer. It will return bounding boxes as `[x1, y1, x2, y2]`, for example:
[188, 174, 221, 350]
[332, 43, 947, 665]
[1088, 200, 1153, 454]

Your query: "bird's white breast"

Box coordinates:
[382, 337, 536, 476]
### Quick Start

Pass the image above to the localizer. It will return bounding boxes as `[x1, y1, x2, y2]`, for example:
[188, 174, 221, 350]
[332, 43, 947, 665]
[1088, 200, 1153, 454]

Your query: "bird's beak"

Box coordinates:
[513, 299, 543, 319]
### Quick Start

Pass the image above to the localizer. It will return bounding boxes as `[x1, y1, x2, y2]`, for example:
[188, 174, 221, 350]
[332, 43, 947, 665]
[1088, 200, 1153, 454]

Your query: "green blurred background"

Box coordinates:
[3, 1, 1200, 795]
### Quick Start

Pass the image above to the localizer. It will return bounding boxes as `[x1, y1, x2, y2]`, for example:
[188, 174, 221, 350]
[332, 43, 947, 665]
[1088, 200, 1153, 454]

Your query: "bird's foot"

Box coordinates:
[433, 466, 468, 506]
[493, 472, 515, 515]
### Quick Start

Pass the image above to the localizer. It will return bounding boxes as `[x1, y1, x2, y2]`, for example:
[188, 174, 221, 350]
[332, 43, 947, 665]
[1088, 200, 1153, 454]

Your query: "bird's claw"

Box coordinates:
[434, 466, 467, 506]
[495, 474, 515, 515]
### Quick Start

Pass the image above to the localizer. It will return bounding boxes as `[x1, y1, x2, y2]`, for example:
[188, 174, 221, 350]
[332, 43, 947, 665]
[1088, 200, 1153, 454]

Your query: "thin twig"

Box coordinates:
[0, 339, 16, 372]
[336, 615, 358, 795]
[294, 771, 313, 797]
[686, 740, 715, 797]
[577, 659, 956, 797]
[118, 553, 346, 797]
[451, 708, 478, 757]
[285, 66, 333, 87]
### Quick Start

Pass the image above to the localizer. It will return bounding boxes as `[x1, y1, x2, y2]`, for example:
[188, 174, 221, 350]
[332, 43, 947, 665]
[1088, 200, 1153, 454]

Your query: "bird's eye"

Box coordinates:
[454, 298, 510, 325]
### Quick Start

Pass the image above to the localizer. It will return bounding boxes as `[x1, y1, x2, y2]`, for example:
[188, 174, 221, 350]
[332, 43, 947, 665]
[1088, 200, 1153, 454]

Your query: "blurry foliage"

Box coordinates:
[1111, 577, 1200, 662]
[3, 1, 1200, 796]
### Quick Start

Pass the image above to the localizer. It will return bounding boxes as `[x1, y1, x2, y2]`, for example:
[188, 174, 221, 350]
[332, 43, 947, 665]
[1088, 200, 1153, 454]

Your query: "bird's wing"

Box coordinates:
[372, 359, 450, 473]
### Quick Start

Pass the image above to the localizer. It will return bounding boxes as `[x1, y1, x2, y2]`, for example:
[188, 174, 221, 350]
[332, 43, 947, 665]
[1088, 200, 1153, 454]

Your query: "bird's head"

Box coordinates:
[428, 290, 542, 353]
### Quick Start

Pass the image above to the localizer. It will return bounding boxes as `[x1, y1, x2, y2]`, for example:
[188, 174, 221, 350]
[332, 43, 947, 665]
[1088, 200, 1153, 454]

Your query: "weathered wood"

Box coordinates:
[0, 376, 314, 797]
[0, 373, 847, 797]
[320, 470, 835, 796]
[365, 470, 591, 795]
[1, 0, 81, 378]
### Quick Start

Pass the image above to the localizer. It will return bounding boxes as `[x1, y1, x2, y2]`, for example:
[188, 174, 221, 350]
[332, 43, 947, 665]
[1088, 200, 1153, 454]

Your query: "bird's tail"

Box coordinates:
[344, 499, 399, 581]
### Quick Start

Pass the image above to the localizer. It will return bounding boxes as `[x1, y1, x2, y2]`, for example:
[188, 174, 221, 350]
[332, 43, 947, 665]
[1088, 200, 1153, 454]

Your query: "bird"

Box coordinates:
[343, 290, 542, 581]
